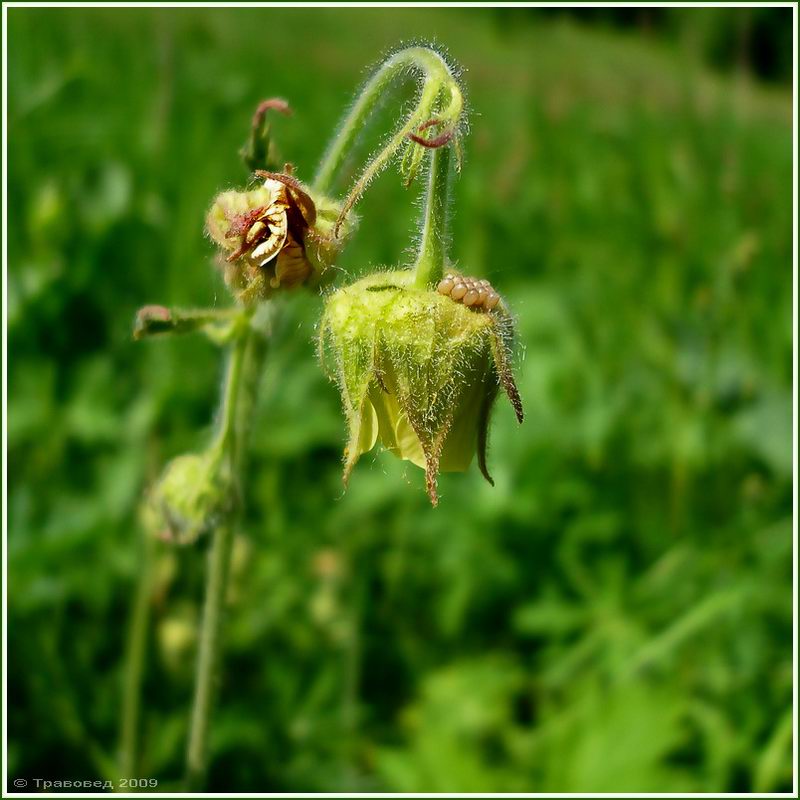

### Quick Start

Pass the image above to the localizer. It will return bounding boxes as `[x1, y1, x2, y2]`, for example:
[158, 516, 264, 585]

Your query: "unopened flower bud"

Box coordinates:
[320, 270, 523, 505]
[207, 172, 355, 303]
[141, 452, 233, 545]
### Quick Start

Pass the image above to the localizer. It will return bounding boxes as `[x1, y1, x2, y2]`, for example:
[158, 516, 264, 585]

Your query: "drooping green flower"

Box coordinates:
[320, 270, 523, 505]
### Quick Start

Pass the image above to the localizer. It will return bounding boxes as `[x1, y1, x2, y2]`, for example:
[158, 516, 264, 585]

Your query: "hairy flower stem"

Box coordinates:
[185, 320, 268, 791]
[414, 143, 452, 289]
[312, 46, 462, 229]
[185, 517, 235, 791]
[118, 531, 155, 783]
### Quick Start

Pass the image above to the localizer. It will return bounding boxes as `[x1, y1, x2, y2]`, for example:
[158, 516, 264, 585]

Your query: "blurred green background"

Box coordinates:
[7, 6, 794, 793]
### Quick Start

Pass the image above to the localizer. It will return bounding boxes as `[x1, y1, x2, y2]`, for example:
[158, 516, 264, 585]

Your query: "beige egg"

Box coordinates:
[437, 277, 455, 295]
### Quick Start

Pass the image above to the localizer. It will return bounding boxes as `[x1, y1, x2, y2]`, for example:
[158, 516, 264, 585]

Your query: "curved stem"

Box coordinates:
[312, 46, 462, 233]
[185, 319, 268, 790]
[414, 143, 452, 288]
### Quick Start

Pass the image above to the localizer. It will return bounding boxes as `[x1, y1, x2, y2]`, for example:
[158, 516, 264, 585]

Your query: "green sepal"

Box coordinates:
[320, 270, 522, 505]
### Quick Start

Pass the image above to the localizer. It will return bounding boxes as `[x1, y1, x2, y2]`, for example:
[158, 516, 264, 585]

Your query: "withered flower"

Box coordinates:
[207, 170, 353, 303]
[320, 270, 523, 505]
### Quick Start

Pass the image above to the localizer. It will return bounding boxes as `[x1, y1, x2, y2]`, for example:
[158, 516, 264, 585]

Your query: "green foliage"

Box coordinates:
[7, 7, 793, 793]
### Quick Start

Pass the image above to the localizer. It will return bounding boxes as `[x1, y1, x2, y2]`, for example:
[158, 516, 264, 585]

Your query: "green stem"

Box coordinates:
[414, 143, 452, 288]
[118, 531, 155, 783]
[312, 46, 462, 231]
[185, 318, 268, 790]
[339, 569, 365, 790]
[210, 329, 250, 460]
[185, 517, 235, 792]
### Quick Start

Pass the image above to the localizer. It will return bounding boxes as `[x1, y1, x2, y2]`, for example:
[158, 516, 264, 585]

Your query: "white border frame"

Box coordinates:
[2, 2, 796, 798]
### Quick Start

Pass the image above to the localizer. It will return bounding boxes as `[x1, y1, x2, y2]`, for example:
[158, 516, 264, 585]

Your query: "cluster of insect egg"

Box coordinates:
[437, 274, 501, 311]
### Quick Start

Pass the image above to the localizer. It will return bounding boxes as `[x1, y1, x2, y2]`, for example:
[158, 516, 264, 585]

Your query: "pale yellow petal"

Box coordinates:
[394, 412, 426, 469]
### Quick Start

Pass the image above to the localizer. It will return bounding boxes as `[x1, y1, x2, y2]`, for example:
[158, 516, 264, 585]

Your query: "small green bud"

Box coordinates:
[239, 98, 292, 173]
[206, 172, 355, 303]
[133, 305, 244, 343]
[141, 452, 233, 545]
[158, 613, 196, 672]
[320, 270, 523, 505]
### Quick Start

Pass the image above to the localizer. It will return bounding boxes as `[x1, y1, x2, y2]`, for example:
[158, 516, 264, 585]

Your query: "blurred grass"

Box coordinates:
[6, 6, 793, 793]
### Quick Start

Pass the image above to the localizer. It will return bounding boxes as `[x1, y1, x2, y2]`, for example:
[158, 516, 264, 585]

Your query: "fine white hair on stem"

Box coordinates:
[312, 43, 468, 239]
